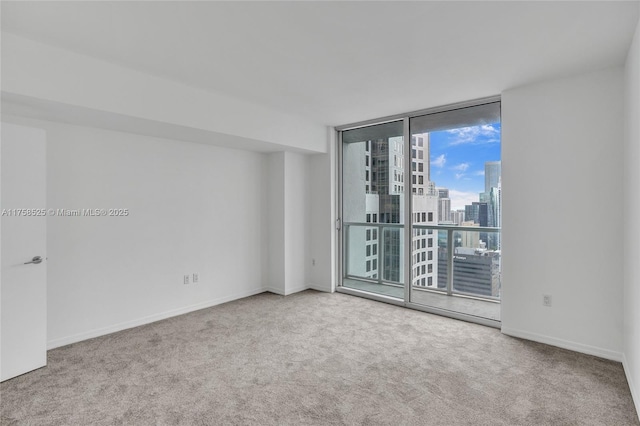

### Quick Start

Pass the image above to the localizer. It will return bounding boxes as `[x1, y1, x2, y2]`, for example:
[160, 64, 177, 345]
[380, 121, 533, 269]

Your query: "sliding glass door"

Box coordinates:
[341, 121, 406, 299]
[338, 99, 502, 325]
[408, 102, 501, 321]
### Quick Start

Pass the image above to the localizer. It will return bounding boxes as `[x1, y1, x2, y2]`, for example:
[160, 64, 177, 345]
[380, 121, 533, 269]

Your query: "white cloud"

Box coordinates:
[455, 173, 465, 180]
[447, 124, 500, 146]
[480, 124, 499, 134]
[475, 170, 485, 176]
[431, 154, 446, 168]
[452, 162, 470, 172]
[449, 190, 481, 211]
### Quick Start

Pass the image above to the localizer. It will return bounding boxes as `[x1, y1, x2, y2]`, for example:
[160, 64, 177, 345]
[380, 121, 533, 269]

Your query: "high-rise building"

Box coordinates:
[353, 134, 438, 285]
[465, 202, 488, 226]
[343, 140, 381, 280]
[438, 198, 451, 223]
[454, 221, 480, 248]
[348, 134, 497, 291]
[483, 161, 502, 250]
[451, 209, 465, 225]
[369, 137, 405, 282]
[495, 183, 501, 230]
[411, 134, 439, 289]
[363, 194, 380, 279]
[411, 134, 433, 196]
[465, 201, 490, 248]
[452, 247, 501, 297]
[437, 187, 451, 223]
[485, 161, 501, 194]
[440, 222, 501, 297]
[486, 185, 501, 249]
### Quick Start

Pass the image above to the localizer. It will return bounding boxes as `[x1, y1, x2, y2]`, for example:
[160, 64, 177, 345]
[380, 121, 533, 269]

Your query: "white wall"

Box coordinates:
[1, 33, 327, 154]
[284, 152, 308, 295]
[266, 152, 286, 294]
[623, 15, 640, 417]
[306, 127, 336, 292]
[501, 67, 625, 360]
[0, 32, 336, 349]
[3, 115, 270, 348]
[265, 151, 315, 296]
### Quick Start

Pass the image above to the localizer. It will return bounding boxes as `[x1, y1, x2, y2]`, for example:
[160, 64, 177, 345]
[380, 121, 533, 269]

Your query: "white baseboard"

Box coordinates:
[263, 286, 285, 296]
[623, 353, 640, 421]
[264, 284, 319, 296]
[307, 282, 330, 292]
[501, 326, 622, 362]
[47, 287, 268, 350]
[284, 284, 311, 295]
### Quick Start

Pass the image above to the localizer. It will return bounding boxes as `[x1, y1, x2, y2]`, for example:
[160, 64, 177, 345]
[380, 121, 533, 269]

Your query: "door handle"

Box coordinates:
[24, 256, 43, 265]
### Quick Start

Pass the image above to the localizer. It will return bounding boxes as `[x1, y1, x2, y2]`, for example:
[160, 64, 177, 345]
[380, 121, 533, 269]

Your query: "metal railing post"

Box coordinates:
[343, 224, 349, 279]
[378, 224, 383, 286]
[447, 228, 454, 296]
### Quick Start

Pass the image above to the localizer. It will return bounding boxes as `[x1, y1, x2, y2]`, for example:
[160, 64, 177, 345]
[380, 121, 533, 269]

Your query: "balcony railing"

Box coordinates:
[343, 222, 501, 302]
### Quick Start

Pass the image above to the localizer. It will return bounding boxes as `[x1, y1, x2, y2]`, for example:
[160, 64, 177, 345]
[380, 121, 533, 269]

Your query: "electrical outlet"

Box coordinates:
[543, 294, 552, 307]
[312, 259, 316, 266]
[184, 275, 190, 285]
[193, 273, 199, 283]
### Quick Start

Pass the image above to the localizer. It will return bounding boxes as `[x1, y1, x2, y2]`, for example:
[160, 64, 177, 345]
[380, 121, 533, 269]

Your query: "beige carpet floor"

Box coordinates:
[1, 290, 638, 425]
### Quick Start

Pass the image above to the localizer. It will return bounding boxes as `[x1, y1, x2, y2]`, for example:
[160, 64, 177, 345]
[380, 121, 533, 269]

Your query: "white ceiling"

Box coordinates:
[2, 1, 638, 126]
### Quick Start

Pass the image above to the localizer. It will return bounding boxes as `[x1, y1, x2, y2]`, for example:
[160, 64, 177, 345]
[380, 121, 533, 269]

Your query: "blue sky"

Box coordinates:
[425, 122, 501, 210]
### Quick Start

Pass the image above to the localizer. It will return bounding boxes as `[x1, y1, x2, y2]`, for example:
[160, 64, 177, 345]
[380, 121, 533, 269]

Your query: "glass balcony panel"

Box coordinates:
[344, 224, 380, 281]
[452, 229, 501, 299]
[343, 223, 405, 299]
[411, 227, 447, 292]
[342, 121, 405, 299]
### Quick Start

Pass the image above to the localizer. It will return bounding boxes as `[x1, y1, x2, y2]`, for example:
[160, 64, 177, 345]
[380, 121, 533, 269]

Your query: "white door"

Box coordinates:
[1, 122, 47, 382]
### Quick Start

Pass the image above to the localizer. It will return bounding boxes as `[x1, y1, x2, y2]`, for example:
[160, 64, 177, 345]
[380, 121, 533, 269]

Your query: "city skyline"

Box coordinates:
[427, 122, 501, 210]
[342, 116, 501, 297]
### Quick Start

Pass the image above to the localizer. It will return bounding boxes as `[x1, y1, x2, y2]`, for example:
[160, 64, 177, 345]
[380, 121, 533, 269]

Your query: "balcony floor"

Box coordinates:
[343, 278, 500, 322]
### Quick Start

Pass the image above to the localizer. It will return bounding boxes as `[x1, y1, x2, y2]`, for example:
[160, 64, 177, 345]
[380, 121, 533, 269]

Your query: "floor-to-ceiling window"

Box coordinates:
[338, 98, 501, 327]
[341, 120, 406, 299]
